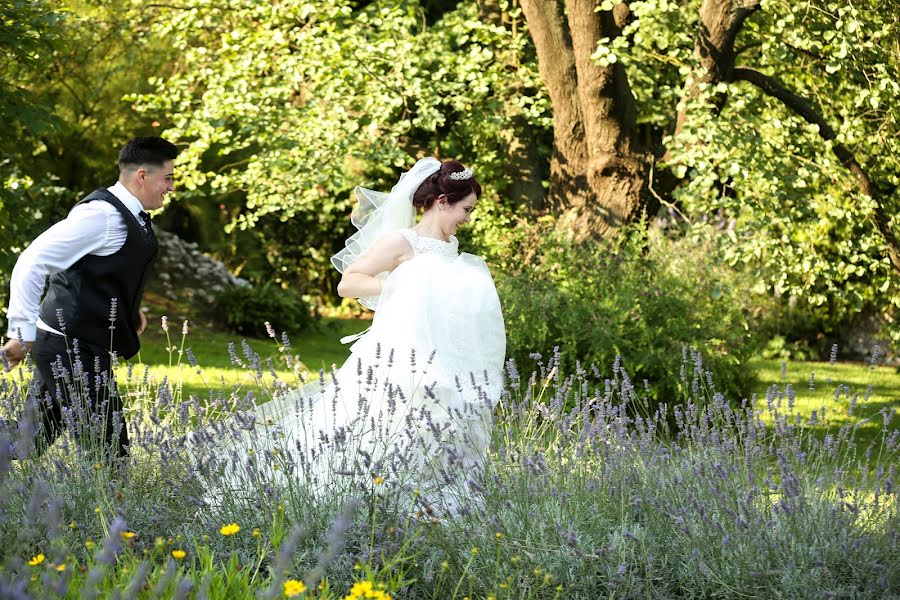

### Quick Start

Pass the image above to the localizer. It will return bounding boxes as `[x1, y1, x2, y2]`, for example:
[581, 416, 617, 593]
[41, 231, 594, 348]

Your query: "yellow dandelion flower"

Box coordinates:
[219, 523, 240, 536]
[121, 531, 136, 539]
[373, 476, 384, 485]
[283, 579, 307, 597]
[27, 554, 45, 566]
[495, 531, 503, 540]
[54, 564, 66, 572]
[171, 550, 186, 560]
[470, 547, 479, 555]
[252, 528, 262, 538]
[349, 581, 374, 595]
[85, 540, 95, 550]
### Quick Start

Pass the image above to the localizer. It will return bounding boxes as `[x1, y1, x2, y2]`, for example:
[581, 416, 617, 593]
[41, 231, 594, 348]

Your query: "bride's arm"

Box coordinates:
[337, 232, 413, 298]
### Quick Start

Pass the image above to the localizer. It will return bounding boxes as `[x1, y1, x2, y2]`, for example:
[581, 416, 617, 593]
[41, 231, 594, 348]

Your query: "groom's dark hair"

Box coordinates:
[118, 137, 179, 171]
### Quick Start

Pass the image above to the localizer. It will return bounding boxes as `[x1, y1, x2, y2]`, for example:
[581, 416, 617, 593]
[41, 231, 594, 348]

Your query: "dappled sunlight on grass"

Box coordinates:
[126, 317, 367, 401]
[749, 358, 899, 450]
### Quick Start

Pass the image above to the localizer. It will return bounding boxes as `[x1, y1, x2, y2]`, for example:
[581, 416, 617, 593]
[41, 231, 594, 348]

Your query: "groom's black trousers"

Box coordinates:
[28, 330, 129, 459]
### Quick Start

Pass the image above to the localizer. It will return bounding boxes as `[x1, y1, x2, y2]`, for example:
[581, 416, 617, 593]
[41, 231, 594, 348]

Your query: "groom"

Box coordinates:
[1, 136, 178, 459]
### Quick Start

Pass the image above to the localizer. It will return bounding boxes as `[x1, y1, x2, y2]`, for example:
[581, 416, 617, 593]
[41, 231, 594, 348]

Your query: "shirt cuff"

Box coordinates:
[6, 320, 36, 343]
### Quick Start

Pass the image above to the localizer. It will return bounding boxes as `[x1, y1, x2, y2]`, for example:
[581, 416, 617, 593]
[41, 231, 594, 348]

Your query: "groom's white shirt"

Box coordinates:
[5, 182, 147, 342]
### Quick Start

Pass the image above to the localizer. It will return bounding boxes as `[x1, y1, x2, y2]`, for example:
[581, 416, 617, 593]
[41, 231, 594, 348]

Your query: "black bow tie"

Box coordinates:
[138, 211, 154, 235]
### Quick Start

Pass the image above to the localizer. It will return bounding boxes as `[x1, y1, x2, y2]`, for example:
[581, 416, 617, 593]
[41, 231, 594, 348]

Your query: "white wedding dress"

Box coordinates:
[202, 228, 505, 512]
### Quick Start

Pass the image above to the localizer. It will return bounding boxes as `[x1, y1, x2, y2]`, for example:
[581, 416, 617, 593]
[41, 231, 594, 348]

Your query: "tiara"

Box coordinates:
[449, 167, 474, 181]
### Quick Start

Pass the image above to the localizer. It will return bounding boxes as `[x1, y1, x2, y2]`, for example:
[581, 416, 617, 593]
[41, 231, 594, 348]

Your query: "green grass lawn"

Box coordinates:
[748, 357, 898, 450]
[125, 319, 898, 450]
[123, 317, 366, 402]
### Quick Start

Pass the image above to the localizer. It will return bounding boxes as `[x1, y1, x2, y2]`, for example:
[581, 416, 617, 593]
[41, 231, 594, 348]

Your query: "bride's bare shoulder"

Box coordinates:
[374, 230, 415, 262]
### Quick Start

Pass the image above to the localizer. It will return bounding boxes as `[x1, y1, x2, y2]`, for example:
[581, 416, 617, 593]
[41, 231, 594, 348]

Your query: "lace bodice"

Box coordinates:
[399, 228, 459, 259]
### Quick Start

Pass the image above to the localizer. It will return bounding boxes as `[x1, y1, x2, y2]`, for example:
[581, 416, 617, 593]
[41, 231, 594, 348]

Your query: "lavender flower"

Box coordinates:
[108, 298, 118, 324]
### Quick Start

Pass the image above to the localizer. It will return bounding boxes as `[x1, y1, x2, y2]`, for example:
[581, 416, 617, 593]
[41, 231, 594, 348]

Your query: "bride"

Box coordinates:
[198, 158, 506, 512]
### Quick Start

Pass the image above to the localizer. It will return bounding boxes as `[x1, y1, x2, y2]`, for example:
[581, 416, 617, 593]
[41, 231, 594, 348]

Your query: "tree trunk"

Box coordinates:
[521, 0, 648, 238]
[503, 111, 547, 212]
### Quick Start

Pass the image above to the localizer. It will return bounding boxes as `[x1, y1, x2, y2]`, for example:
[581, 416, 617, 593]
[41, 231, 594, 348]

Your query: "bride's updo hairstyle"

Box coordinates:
[412, 160, 482, 210]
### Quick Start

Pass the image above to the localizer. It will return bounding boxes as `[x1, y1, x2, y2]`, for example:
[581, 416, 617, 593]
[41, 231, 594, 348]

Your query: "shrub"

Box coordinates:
[495, 223, 760, 404]
[756, 298, 898, 364]
[215, 283, 312, 337]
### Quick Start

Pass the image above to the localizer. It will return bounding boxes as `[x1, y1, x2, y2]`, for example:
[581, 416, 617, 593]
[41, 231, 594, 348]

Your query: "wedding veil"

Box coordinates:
[331, 157, 442, 310]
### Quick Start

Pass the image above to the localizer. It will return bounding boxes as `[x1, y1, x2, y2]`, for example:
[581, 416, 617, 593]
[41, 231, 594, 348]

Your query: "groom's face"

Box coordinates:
[136, 160, 175, 210]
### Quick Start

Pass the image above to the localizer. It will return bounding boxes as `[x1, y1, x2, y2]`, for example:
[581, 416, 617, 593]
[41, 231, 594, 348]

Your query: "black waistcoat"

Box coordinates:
[38, 188, 158, 359]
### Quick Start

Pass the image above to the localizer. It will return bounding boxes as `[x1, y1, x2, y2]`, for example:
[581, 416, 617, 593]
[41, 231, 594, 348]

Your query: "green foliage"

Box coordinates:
[0, 0, 65, 322]
[497, 224, 760, 402]
[0, 0, 65, 138]
[130, 0, 548, 296]
[0, 0, 177, 326]
[125, 0, 899, 351]
[600, 0, 900, 337]
[1, 0, 177, 194]
[4, 0, 899, 369]
[215, 284, 313, 337]
[0, 174, 74, 331]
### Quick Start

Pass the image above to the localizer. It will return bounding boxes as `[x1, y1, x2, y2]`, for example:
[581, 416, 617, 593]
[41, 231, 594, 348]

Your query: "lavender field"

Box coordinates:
[0, 337, 896, 599]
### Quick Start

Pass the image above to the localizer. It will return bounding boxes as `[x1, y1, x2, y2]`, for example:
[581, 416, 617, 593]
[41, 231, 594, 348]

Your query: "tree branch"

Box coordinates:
[673, 0, 761, 136]
[734, 66, 900, 273]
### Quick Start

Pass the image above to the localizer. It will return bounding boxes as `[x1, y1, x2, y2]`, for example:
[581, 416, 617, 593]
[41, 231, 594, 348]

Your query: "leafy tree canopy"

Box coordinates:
[599, 0, 899, 324]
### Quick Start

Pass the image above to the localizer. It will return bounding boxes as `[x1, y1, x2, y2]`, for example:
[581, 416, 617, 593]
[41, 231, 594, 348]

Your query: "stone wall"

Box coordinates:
[146, 229, 249, 308]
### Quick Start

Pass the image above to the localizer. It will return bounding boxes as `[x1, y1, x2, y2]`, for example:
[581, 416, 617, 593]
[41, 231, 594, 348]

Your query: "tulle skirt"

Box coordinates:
[200, 252, 506, 512]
